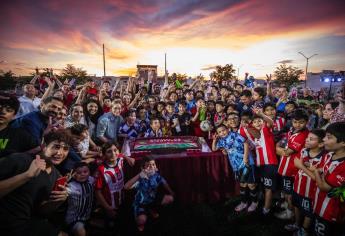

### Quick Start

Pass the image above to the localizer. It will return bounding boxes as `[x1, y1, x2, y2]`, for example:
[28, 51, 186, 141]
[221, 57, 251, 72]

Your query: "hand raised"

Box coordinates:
[26, 155, 46, 178]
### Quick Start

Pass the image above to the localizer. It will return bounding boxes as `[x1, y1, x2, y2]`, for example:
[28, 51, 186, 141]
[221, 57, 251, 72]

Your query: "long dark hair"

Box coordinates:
[82, 99, 103, 125]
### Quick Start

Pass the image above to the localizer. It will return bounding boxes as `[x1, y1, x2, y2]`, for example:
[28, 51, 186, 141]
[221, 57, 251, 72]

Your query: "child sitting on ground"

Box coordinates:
[124, 157, 174, 232]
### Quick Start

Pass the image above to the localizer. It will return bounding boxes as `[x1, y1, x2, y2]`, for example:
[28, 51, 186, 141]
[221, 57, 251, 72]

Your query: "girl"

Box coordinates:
[65, 104, 85, 128]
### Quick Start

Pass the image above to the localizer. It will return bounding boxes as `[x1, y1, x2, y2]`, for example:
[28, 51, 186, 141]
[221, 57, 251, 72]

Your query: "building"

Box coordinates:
[137, 65, 158, 83]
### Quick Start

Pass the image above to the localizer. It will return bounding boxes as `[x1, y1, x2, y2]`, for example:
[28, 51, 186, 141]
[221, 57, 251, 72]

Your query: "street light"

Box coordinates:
[298, 52, 318, 88]
[237, 64, 243, 79]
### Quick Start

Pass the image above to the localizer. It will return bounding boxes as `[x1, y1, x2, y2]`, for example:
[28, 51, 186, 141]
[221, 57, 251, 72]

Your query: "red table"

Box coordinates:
[124, 151, 236, 204]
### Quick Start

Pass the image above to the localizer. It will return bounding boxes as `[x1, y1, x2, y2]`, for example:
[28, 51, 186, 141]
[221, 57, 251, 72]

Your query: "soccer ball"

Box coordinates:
[200, 120, 211, 132]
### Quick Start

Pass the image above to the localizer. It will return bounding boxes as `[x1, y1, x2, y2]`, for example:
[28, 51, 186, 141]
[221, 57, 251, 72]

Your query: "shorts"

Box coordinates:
[281, 176, 294, 194]
[292, 192, 313, 217]
[258, 165, 278, 191]
[235, 165, 256, 184]
[134, 202, 158, 218]
[313, 215, 344, 236]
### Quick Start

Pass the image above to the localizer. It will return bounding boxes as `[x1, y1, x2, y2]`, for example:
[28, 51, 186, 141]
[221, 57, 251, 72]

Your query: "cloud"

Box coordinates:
[277, 60, 294, 64]
[201, 65, 218, 70]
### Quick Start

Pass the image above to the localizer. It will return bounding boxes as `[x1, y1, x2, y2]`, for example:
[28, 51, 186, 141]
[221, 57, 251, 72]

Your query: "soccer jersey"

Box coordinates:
[65, 176, 94, 224]
[274, 117, 286, 132]
[239, 126, 256, 151]
[313, 153, 345, 222]
[254, 124, 278, 166]
[278, 129, 309, 177]
[293, 149, 324, 199]
[119, 122, 140, 139]
[95, 157, 124, 209]
[216, 132, 254, 171]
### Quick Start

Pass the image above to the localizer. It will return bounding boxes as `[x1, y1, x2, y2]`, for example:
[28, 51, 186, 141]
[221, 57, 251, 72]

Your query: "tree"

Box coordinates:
[60, 64, 88, 84]
[0, 70, 16, 90]
[209, 64, 236, 85]
[274, 64, 303, 88]
[168, 73, 188, 84]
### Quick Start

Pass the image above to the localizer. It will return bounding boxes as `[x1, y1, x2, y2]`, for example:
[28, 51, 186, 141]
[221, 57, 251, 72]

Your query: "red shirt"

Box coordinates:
[293, 148, 324, 199]
[313, 153, 345, 222]
[274, 117, 286, 132]
[278, 129, 309, 177]
[95, 156, 124, 209]
[254, 124, 278, 166]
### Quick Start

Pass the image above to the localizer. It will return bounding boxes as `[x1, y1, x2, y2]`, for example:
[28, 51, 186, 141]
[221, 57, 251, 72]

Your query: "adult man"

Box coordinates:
[11, 96, 64, 145]
[0, 130, 71, 236]
[0, 92, 37, 157]
[96, 101, 124, 144]
[17, 83, 41, 117]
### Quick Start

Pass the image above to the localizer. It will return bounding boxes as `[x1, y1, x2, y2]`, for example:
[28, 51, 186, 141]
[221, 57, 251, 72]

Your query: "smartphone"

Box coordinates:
[53, 176, 68, 191]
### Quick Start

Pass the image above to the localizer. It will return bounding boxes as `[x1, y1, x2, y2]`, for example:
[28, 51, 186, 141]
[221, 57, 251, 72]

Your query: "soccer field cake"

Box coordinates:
[129, 136, 202, 156]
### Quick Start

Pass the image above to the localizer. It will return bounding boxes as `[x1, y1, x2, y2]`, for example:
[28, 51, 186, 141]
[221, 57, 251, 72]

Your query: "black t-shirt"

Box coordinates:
[0, 153, 60, 231]
[0, 126, 38, 158]
[172, 113, 192, 135]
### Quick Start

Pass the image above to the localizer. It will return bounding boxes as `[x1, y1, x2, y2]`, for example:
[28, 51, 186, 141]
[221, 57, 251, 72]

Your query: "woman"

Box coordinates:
[83, 99, 103, 140]
[320, 101, 339, 129]
[65, 103, 85, 128]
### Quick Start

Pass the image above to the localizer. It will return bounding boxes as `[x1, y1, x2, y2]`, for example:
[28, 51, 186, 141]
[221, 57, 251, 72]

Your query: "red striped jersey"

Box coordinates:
[293, 148, 324, 198]
[278, 129, 309, 177]
[95, 155, 124, 209]
[239, 126, 256, 151]
[274, 117, 286, 132]
[254, 124, 278, 166]
[313, 153, 345, 222]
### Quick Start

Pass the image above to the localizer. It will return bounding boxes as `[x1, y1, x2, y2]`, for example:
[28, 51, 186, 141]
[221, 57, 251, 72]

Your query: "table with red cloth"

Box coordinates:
[124, 151, 236, 204]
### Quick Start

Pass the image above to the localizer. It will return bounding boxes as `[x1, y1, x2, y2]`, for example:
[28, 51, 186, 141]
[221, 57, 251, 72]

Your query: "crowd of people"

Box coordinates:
[0, 71, 344, 236]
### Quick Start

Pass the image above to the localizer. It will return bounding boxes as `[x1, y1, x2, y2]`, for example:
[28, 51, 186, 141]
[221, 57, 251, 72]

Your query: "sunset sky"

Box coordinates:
[0, 0, 345, 79]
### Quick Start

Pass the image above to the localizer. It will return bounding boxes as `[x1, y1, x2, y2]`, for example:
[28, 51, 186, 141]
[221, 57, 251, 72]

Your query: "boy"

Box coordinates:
[263, 103, 286, 142]
[65, 162, 94, 236]
[309, 122, 345, 236]
[118, 110, 141, 140]
[253, 87, 266, 109]
[124, 157, 174, 232]
[212, 124, 257, 212]
[251, 108, 278, 216]
[284, 129, 326, 235]
[144, 117, 163, 138]
[276, 109, 310, 220]
[171, 101, 192, 136]
[214, 101, 226, 127]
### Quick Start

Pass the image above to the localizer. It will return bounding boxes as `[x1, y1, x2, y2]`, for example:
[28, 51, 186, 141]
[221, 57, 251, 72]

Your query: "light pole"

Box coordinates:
[237, 64, 243, 79]
[298, 52, 317, 88]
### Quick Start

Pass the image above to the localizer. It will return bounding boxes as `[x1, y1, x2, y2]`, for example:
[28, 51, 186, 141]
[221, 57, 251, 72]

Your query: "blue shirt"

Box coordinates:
[11, 111, 47, 144]
[133, 172, 166, 205]
[216, 132, 253, 171]
[96, 112, 123, 142]
[119, 122, 140, 139]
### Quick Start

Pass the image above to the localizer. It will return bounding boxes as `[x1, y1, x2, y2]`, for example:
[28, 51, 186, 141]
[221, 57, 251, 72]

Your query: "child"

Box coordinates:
[276, 109, 310, 220]
[191, 97, 208, 137]
[263, 102, 286, 142]
[65, 162, 94, 236]
[144, 117, 163, 137]
[103, 96, 112, 113]
[95, 143, 135, 228]
[284, 129, 326, 235]
[212, 124, 257, 212]
[250, 108, 278, 216]
[214, 101, 226, 127]
[309, 122, 345, 236]
[118, 110, 140, 140]
[171, 101, 192, 136]
[124, 157, 174, 232]
[252, 87, 266, 108]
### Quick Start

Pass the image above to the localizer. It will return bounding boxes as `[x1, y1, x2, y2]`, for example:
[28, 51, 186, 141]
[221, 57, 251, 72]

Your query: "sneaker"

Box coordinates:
[280, 201, 288, 209]
[284, 223, 299, 232]
[247, 202, 258, 212]
[235, 202, 248, 212]
[262, 207, 271, 215]
[275, 209, 294, 220]
[294, 227, 309, 236]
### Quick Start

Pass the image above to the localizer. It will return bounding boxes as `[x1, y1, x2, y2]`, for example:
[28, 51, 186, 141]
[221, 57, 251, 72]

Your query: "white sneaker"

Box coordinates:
[280, 201, 288, 209]
[235, 202, 248, 212]
[275, 209, 294, 220]
[247, 202, 258, 212]
[284, 223, 299, 232]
